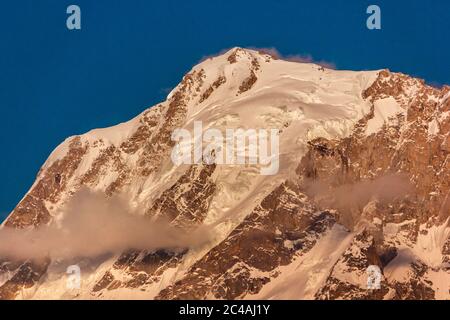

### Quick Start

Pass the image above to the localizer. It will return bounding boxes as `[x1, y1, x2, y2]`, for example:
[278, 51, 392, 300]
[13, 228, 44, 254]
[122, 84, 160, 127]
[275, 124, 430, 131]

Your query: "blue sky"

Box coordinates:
[0, 0, 449, 222]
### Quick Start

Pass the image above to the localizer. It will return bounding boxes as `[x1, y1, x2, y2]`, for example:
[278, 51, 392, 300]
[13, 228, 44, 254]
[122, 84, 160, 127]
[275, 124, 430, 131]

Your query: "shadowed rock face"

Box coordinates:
[0, 137, 88, 299]
[92, 249, 187, 293]
[156, 182, 335, 300]
[91, 163, 217, 294]
[1, 48, 449, 300]
[148, 163, 217, 227]
[0, 65, 196, 299]
[296, 71, 450, 300]
[0, 259, 50, 300]
[5, 137, 88, 229]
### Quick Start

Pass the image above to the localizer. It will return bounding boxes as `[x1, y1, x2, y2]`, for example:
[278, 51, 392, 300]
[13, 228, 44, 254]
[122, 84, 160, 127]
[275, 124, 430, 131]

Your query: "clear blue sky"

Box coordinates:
[0, 0, 449, 221]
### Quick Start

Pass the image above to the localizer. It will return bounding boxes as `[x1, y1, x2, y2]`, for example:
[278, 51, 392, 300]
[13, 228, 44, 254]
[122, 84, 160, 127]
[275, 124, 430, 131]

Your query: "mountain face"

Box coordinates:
[1, 48, 449, 300]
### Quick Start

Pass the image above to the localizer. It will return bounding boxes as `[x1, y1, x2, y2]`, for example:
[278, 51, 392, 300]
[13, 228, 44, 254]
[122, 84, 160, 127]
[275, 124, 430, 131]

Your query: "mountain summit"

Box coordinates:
[1, 48, 449, 300]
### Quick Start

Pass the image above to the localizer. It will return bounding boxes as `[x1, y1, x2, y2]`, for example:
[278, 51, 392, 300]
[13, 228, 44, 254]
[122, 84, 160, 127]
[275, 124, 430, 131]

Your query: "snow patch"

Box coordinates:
[427, 118, 440, 138]
[365, 97, 404, 135]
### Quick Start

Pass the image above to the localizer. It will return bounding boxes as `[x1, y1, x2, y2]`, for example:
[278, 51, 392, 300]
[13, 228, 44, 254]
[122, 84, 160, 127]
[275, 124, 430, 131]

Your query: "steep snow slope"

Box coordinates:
[247, 224, 354, 300]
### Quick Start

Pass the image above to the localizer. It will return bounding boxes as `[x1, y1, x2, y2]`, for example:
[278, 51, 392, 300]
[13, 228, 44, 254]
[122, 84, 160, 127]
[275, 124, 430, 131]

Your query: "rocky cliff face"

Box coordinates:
[1, 48, 449, 300]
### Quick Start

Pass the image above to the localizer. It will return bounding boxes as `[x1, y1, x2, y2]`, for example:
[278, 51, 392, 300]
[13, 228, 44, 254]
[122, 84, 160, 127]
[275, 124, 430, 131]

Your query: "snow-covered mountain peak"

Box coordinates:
[1, 48, 449, 300]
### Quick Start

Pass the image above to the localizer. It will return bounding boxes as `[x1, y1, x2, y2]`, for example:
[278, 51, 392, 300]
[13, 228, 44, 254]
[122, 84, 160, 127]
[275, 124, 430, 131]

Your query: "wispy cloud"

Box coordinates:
[304, 174, 414, 228]
[0, 188, 212, 261]
[249, 47, 336, 69]
[198, 47, 236, 63]
[198, 46, 336, 69]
